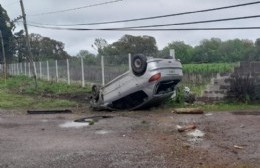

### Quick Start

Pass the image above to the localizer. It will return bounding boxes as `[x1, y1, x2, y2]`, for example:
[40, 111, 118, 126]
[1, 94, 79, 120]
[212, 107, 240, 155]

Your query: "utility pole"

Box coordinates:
[0, 30, 6, 83]
[19, 0, 37, 88]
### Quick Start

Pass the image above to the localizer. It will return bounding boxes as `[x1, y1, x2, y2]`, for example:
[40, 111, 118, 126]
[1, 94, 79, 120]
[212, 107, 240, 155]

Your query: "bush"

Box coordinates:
[227, 73, 256, 102]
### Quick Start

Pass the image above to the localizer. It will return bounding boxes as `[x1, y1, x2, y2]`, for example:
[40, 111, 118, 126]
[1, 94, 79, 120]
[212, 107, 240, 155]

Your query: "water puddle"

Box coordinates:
[59, 121, 89, 128]
[205, 113, 213, 116]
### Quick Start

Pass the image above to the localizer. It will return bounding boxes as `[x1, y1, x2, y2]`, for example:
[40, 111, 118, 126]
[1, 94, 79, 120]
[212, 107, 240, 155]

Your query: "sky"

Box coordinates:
[1, 0, 260, 55]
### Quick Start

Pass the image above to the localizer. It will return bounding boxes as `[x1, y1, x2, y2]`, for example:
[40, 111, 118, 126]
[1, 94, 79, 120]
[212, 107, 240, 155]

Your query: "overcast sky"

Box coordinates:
[1, 0, 260, 55]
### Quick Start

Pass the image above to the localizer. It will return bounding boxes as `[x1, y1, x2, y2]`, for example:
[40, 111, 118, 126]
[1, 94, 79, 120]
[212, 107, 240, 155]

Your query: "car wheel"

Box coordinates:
[131, 54, 147, 76]
[92, 85, 100, 101]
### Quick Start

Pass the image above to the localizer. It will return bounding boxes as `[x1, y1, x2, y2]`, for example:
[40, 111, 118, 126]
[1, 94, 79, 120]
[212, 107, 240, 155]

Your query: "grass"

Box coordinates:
[183, 63, 238, 73]
[168, 102, 260, 112]
[0, 89, 76, 109]
[0, 76, 90, 109]
[0, 76, 91, 95]
[200, 102, 260, 112]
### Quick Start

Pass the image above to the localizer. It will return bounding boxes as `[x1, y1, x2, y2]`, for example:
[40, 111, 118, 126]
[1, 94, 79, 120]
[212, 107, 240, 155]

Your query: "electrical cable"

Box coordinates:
[25, 14, 260, 30]
[27, 1, 260, 26]
[114, 14, 260, 29]
[5, 0, 18, 7]
[28, 0, 123, 17]
[26, 23, 260, 31]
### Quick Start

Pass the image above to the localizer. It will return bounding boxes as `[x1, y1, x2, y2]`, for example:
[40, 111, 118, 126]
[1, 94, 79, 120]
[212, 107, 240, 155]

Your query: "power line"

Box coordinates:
[28, 0, 123, 17]
[26, 24, 260, 31]
[27, 1, 260, 26]
[116, 14, 260, 29]
[5, 0, 18, 7]
[26, 14, 260, 30]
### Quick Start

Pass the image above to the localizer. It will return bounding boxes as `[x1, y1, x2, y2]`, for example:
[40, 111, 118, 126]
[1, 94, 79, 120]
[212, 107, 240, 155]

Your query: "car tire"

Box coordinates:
[92, 85, 100, 101]
[131, 54, 147, 76]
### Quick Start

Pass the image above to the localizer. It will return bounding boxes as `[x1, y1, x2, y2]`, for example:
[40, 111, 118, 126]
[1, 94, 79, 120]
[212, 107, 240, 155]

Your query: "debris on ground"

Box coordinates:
[27, 109, 72, 114]
[205, 113, 213, 116]
[184, 86, 196, 103]
[59, 121, 90, 128]
[177, 124, 196, 132]
[172, 108, 204, 114]
[187, 129, 205, 142]
[234, 145, 244, 149]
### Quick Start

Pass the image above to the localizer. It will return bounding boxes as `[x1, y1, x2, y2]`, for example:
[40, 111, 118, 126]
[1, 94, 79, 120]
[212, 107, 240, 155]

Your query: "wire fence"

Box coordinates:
[4, 55, 129, 86]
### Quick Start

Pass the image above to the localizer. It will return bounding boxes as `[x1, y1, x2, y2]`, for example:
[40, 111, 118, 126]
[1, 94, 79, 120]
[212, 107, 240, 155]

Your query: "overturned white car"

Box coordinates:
[90, 54, 183, 110]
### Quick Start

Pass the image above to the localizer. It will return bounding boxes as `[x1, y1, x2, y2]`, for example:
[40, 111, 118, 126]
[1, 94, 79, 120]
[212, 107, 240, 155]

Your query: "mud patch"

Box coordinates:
[231, 111, 260, 115]
[74, 116, 113, 123]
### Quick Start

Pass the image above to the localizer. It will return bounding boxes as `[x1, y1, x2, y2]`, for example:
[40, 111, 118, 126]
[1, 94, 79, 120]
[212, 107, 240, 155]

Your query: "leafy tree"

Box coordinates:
[159, 41, 193, 63]
[100, 35, 158, 64]
[0, 5, 15, 63]
[14, 30, 27, 62]
[93, 38, 108, 55]
[76, 50, 97, 64]
[192, 38, 222, 63]
[114, 35, 158, 56]
[251, 38, 260, 61]
[219, 39, 254, 62]
[14, 33, 71, 61]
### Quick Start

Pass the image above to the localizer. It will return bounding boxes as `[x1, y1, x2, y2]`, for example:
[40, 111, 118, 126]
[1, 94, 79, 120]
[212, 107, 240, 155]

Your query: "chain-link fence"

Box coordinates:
[5, 55, 130, 87]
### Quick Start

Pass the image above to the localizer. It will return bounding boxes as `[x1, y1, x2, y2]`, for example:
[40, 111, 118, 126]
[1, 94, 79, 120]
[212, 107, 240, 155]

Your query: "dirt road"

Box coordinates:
[0, 108, 259, 168]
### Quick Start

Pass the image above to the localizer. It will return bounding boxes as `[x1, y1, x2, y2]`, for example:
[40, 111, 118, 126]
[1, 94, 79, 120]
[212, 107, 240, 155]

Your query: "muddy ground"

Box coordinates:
[0, 108, 259, 168]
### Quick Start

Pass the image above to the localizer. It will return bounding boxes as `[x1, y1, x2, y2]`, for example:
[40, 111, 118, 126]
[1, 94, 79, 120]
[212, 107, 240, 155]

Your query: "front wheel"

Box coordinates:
[91, 85, 100, 101]
[131, 54, 147, 76]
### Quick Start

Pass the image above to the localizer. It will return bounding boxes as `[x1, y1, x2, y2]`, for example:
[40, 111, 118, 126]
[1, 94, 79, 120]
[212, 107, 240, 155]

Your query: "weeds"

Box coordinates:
[0, 76, 87, 109]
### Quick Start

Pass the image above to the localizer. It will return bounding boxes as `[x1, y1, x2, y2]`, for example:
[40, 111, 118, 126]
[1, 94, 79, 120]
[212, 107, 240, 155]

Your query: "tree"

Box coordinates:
[114, 35, 158, 56]
[219, 39, 254, 62]
[93, 38, 108, 55]
[159, 41, 193, 63]
[76, 50, 97, 64]
[0, 5, 15, 63]
[14, 33, 71, 61]
[251, 38, 260, 61]
[192, 38, 222, 63]
[99, 35, 158, 64]
[14, 30, 27, 62]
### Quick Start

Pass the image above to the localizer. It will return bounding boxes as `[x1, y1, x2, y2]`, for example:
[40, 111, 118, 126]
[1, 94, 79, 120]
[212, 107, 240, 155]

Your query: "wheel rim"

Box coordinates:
[134, 58, 142, 68]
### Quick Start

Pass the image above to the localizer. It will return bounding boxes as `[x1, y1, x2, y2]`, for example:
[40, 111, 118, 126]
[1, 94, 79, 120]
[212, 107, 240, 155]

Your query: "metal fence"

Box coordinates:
[4, 55, 130, 87]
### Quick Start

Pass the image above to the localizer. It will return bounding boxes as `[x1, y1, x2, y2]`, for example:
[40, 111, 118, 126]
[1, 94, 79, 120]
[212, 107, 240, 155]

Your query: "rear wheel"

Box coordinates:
[92, 85, 100, 101]
[131, 54, 147, 76]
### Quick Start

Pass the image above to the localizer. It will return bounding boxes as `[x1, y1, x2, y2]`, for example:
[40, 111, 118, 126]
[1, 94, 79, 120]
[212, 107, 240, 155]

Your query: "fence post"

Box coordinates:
[39, 61, 42, 79]
[81, 57, 85, 87]
[128, 53, 132, 71]
[47, 60, 50, 81]
[14, 63, 16, 75]
[55, 60, 58, 82]
[19, 62, 23, 75]
[28, 62, 31, 77]
[66, 59, 70, 85]
[101, 55, 105, 86]
[170, 49, 175, 59]
[33, 62, 37, 78]
[24, 62, 27, 76]
[11, 64, 14, 75]
[16, 63, 18, 75]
